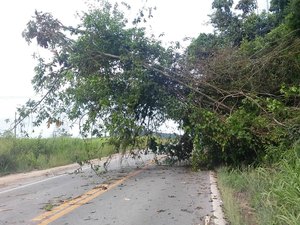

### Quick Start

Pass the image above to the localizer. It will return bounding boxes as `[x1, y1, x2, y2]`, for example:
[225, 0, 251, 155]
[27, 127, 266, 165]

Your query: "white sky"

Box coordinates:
[0, 0, 268, 136]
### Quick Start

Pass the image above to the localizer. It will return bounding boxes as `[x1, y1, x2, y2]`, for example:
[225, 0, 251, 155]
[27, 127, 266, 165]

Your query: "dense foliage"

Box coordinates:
[20, 0, 300, 168]
[186, 0, 300, 168]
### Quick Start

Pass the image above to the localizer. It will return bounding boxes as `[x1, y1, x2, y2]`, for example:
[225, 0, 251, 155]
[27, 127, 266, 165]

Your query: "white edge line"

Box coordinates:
[0, 154, 154, 195]
[210, 171, 227, 225]
[0, 173, 67, 195]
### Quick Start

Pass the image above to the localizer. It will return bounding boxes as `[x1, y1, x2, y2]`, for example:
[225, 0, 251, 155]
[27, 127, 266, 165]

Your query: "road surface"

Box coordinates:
[0, 154, 225, 225]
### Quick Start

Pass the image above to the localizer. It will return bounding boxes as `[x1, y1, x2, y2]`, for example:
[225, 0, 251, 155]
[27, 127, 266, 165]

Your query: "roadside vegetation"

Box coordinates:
[218, 142, 300, 225]
[0, 136, 114, 175]
[9, 0, 300, 224]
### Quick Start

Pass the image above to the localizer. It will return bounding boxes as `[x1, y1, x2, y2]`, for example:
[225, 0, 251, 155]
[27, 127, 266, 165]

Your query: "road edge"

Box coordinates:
[209, 171, 227, 225]
[0, 154, 118, 189]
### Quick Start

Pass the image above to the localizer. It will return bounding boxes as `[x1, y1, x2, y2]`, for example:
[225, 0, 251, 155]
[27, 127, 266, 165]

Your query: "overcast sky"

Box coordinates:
[0, 0, 268, 136]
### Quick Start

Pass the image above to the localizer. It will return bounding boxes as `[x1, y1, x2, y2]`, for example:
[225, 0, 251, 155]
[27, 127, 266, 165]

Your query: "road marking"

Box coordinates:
[0, 174, 67, 195]
[0, 153, 153, 195]
[32, 185, 103, 222]
[0, 162, 104, 195]
[32, 163, 152, 225]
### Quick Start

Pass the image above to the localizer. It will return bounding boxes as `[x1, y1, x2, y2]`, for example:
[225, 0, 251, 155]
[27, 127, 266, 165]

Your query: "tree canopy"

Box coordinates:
[20, 0, 300, 168]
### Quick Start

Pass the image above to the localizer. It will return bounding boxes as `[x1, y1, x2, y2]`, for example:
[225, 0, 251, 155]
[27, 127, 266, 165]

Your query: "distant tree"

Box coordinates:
[0, 130, 14, 138]
[235, 0, 257, 18]
[286, 0, 300, 35]
[187, 33, 226, 61]
[242, 11, 277, 40]
[210, 0, 242, 45]
[210, 0, 281, 45]
[270, 0, 291, 24]
[270, 0, 290, 14]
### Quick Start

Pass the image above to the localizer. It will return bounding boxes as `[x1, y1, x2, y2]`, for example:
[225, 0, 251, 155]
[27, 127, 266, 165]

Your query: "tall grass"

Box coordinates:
[0, 137, 115, 175]
[217, 142, 300, 225]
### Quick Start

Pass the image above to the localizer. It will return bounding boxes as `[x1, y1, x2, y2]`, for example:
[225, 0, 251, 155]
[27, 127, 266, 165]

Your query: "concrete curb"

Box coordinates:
[210, 171, 227, 225]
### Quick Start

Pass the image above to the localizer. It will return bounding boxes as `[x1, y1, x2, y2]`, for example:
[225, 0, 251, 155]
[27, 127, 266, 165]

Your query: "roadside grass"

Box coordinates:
[217, 142, 300, 225]
[0, 137, 116, 175]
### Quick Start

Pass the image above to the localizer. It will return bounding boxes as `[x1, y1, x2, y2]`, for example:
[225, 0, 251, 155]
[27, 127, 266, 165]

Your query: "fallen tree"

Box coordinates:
[18, 0, 300, 168]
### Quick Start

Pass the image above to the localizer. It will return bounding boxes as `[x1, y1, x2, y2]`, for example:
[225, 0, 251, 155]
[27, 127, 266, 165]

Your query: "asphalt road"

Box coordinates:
[0, 154, 221, 225]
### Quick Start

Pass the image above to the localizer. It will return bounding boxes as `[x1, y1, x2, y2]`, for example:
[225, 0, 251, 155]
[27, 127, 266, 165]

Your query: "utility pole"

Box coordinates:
[14, 111, 17, 138]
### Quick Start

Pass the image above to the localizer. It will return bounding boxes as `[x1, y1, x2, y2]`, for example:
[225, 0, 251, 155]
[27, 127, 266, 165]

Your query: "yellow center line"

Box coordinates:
[32, 162, 154, 225]
[32, 186, 104, 221]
